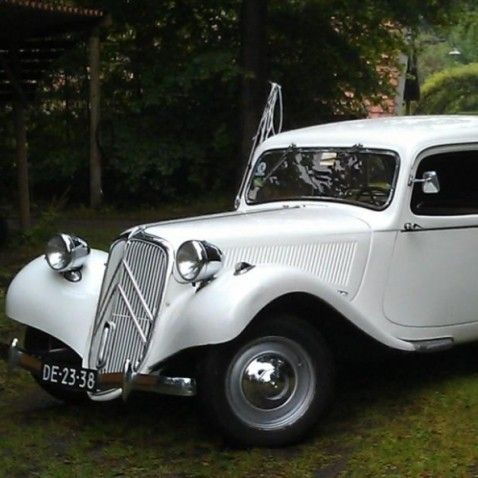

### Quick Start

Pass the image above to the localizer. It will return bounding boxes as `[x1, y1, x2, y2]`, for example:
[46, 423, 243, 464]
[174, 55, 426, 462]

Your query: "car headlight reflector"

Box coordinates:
[45, 234, 90, 272]
[176, 240, 223, 283]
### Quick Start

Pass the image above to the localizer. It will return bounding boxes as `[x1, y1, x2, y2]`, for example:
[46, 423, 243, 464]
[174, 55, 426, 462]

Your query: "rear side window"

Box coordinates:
[411, 150, 478, 216]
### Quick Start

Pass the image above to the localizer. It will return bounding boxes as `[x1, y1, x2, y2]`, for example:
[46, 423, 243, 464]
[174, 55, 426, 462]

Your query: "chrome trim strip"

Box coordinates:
[401, 224, 478, 233]
[96, 258, 123, 321]
[4, 340, 196, 399]
[6, 338, 42, 375]
[123, 259, 154, 321]
[97, 321, 114, 369]
[117, 285, 148, 343]
[8, 338, 19, 370]
[89, 231, 173, 377]
[124, 231, 174, 373]
[121, 360, 196, 400]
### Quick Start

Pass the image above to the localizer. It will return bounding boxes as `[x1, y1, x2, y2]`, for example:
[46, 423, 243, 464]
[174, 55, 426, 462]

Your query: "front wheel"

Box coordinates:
[201, 314, 334, 447]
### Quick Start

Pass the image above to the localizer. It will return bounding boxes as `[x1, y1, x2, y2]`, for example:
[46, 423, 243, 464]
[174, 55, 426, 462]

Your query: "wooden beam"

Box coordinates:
[9, 50, 66, 60]
[0, 81, 37, 92]
[88, 27, 102, 208]
[14, 98, 30, 230]
[0, 70, 44, 81]
[22, 38, 77, 49]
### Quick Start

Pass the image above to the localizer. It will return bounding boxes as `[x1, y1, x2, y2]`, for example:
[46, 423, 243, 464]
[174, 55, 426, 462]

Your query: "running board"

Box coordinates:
[407, 337, 454, 353]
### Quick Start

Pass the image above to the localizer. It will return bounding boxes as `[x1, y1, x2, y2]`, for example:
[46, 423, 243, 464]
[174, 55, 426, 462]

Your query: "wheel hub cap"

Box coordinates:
[226, 337, 316, 430]
[241, 354, 296, 409]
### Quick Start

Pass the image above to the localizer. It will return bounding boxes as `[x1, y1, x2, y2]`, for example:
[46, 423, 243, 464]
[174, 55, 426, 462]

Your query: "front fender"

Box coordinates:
[5, 249, 107, 357]
[149, 264, 413, 366]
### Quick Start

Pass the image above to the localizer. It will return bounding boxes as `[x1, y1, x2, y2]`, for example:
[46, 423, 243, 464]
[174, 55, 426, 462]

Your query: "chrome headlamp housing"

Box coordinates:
[45, 234, 90, 272]
[176, 240, 224, 283]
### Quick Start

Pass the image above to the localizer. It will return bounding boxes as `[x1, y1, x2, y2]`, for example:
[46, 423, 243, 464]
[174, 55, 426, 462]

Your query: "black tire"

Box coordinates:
[24, 327, 87, 403]
[200, 314, 335, 447]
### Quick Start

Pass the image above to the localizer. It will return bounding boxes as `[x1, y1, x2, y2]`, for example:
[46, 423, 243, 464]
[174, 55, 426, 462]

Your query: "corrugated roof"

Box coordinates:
[0, 0, 103, 17]
[0, 0, 106, 103]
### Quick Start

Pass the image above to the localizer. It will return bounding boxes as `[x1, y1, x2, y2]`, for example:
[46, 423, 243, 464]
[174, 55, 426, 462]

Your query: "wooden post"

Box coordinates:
[3, 46, 31, 230]
[89, 28, 102, 208]
[14, 99, 30, 230]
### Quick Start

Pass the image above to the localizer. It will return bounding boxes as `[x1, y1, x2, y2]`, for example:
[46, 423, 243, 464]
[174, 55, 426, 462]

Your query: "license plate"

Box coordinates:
[41, 363, 97, 392]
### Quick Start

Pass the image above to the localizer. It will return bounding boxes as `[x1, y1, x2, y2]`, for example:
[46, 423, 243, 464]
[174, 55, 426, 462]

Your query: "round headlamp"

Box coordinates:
[45, 234, 90, 272]
[176, 240, 223, 283]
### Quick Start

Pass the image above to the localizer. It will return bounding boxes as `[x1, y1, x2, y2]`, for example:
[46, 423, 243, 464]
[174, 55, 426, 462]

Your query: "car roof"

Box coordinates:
[260, 115, 478, 157]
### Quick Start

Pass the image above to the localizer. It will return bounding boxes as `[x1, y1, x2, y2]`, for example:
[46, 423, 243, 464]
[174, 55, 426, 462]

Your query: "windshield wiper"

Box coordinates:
[261, 143, 298, 185]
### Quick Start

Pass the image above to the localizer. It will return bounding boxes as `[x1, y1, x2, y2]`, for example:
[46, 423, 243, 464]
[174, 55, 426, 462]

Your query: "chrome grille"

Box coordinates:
[90, 235, 169, 374]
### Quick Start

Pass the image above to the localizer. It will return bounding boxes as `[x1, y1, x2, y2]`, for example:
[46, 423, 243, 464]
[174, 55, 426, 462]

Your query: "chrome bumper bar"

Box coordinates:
[2, 338, 42, 374]
[1, 338, 196, 400]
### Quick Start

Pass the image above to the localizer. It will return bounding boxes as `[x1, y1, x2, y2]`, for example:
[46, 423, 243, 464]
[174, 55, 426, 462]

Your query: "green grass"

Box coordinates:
[1, 205, 478, 477]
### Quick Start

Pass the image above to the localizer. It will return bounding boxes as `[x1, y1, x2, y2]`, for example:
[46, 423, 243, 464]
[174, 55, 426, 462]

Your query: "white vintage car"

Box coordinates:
[4, 115, 478, 446]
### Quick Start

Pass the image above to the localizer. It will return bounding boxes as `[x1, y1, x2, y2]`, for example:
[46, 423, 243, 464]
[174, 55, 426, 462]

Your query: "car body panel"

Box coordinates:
[384, 227, 478, 327]
[144, 263, 414, 369]
[6, 116, 478, 397]
[145, 206, 372, 299]
[384, 142, 478, 329]
[6, 250, 107, 356]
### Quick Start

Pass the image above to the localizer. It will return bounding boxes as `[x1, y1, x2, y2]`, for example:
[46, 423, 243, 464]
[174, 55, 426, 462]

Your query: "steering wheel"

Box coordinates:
[353, 186, 389, 206]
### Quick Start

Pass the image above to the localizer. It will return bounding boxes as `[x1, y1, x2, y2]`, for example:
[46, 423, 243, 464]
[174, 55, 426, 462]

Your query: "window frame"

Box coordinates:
[410, 144, 478, 218]
[244, 146, 401, 211]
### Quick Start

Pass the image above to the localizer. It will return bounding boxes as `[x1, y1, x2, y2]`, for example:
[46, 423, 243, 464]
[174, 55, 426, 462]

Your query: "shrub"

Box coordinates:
[417, 63, 478, 114]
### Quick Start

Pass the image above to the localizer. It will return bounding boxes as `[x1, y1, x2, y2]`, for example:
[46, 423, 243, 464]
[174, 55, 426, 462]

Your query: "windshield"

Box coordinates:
[246, 147, 398, 209]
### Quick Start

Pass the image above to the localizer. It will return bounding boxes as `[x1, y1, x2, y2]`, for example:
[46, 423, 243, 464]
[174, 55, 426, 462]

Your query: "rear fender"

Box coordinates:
[5, 250, 107, 357]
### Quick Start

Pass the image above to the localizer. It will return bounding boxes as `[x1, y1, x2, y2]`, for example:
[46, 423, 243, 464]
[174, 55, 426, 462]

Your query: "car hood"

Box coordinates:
[141, 205, 371, 297]
[143, 205, 370, 250]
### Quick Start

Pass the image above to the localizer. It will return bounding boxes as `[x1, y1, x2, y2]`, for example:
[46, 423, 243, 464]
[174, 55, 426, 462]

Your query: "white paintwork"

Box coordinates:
[250, 116, 478, 163]
[143, 263, 414, 371]
[144, 206, 371, 299]
[6, 115, 478, 400]
[6, 250, 107, 356]
[384, 143, 478, 328]
[385, 227, 478, 327]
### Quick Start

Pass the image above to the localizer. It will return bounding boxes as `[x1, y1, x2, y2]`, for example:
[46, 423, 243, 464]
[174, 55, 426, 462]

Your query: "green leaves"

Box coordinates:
[417, 62, 478, 114]
[0, 0, 462, 208]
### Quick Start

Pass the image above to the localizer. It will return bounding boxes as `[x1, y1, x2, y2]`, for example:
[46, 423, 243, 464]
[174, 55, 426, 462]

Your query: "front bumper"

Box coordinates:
[1, 338, 196, 400]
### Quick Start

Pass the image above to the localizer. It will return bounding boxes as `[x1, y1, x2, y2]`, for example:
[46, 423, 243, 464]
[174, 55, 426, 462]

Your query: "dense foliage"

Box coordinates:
[418, 3, 478, 83]
[0, 0, 461, 209]
[417, 63, 478, 114]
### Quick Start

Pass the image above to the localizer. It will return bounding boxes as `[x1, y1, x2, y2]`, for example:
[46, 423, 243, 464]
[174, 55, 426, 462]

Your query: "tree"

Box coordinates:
[416, 63, 478, 114]
[0, 0, 462, 210]
[417, 2, 478, 83]
[239, 0, 268, 176]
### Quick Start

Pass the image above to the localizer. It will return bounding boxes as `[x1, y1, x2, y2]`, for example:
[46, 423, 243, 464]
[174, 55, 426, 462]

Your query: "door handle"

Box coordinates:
[403, 222, 423, 231]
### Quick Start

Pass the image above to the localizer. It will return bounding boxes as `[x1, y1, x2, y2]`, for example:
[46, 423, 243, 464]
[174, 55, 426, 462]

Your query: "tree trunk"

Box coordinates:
[239, 0, 268, 179]
[14, 99, 30, 230]
[89, 28, 102, 208]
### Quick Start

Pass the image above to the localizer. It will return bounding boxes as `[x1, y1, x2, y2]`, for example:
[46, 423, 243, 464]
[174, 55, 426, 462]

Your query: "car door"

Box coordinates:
[384, 146, 478, 328]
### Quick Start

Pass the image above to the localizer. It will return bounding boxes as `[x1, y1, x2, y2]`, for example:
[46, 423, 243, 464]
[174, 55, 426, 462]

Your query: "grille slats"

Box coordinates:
[90, 237, 169, 374]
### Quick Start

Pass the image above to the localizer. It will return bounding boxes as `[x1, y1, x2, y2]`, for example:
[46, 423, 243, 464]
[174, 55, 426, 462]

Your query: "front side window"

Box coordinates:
[411, 150, 478, 216]
[246, 146, 398, 209]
